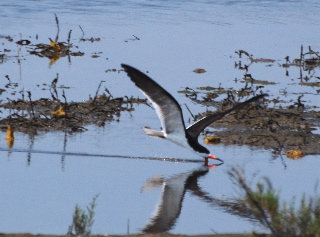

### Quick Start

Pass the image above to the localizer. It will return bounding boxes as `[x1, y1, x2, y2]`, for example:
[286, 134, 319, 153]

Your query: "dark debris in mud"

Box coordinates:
[235, 46, 320, 79]
[180, 87, 320, 159]
[178, 80, 320, 158]
[0, 15, 106, 66]
[205, 101, 320, 157]
[0, 94, 147, 134]
[28, 39, 74, 62]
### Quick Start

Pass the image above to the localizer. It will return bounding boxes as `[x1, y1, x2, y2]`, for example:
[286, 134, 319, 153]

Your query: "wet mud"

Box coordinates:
[0, 93, 147, 134]
[182, 48, 320, 159]
[204, 102, 320, 158]
[178, 90, 320, 159]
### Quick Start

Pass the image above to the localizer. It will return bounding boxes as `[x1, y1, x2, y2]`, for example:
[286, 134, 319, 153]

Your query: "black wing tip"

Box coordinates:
[121, 64, 145, 78]
[121, 64, 140, 74]
[121, 63, 131, 71]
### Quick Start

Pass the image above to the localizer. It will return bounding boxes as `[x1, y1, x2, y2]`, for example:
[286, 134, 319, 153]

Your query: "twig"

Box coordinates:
[184, 104, 195, 120]
[62, 90, 67, 104]
[54, 14, 60, 42]
[92, 80, 105, 104]
[104, 87, 113, 98]
[27, 91, 35, 119]
[308, 45, 320, 57]
[51, 73, 58, 88]
[132, 35, 140, 40]
[5, 75, 10, 83]
[19, 87, 25, 100]
[67, 29, 72, 44]
[50, 73, 59, 101]
[79, 25, 85, 41]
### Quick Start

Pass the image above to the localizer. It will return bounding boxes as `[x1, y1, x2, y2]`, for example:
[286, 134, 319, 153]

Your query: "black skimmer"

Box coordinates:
[141, 164, 211, 233]
[122, 64, 267, 162]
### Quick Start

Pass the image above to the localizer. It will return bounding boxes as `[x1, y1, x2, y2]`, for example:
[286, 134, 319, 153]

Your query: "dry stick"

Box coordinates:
[184, 104, 195, 120]
[51, 74, 59, 101]
[132, 35, 140, 40]
[306, 45, 320, 57]
[62, 90, 67, 104]
[27, 133, 35, 166]
[51, 73, 58, 87]
[54, 13, 60, 42]
[104, 87, 113, 98]
[68, 53, 71, 64]
[79, 25, 85, 41]
[300, 45, 303, 81]
[20, 88, 25, 100]
[61, 130, 68, 171]
[27, 91, 35, 119]
[91, 80, 105, 104]
[5, 75, 10, 83]
[67, 29, 72, 45]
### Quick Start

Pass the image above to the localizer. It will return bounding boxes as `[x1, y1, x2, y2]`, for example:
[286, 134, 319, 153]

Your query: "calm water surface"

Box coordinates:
[0, 0, 320, 235]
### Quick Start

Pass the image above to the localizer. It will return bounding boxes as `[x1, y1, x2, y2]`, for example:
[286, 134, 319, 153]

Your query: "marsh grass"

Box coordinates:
[227, 167, 320, 237]
[68, 194, 100, 236]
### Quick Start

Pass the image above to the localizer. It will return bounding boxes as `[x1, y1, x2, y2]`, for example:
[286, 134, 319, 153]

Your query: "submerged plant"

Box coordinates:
[227, 167, 320, 237]
[68, 194, 100, 236]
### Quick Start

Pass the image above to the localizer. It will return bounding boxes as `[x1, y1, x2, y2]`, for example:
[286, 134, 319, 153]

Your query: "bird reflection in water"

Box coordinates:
[140, 163, 220, 233]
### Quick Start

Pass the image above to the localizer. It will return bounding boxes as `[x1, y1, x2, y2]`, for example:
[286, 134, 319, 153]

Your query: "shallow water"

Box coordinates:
[1, 0, 320, 235]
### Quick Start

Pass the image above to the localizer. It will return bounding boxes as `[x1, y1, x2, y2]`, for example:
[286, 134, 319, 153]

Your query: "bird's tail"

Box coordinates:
[142, 127, 165, 139]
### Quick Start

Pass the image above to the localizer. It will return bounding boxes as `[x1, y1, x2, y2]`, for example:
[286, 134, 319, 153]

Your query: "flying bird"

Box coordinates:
[141, 164, 211, 233]
[122, 64, 267, 162]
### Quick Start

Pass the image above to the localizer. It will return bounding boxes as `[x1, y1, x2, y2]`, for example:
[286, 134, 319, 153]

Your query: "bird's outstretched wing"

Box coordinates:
[122, 64, 187, 136]
[186, 93, 268, 140]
